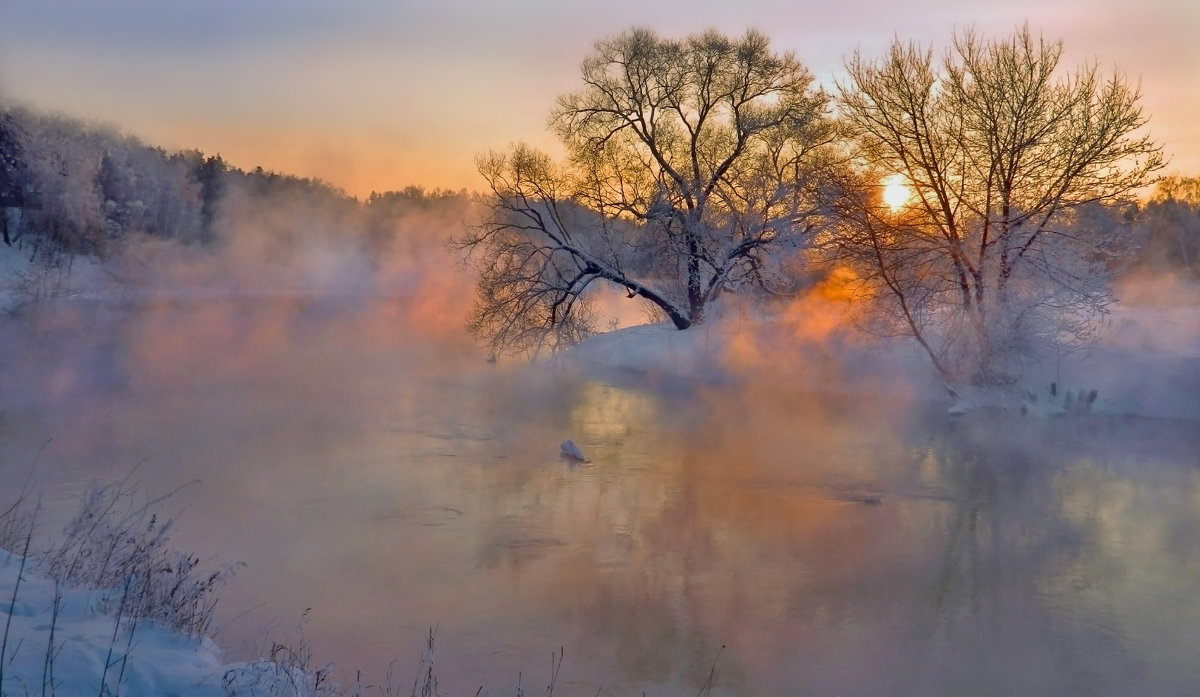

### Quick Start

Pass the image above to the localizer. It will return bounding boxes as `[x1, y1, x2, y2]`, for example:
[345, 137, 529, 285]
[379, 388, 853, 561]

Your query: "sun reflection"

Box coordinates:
[881, 173, 911, 212]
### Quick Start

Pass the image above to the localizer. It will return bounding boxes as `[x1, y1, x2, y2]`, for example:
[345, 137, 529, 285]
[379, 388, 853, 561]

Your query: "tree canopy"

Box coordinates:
[462, 28, 835, 355]
[832, 25, 1163, 382]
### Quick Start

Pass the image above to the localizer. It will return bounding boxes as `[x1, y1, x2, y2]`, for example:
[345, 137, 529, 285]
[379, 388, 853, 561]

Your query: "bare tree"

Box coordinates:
[834, 25, 1163, 384]
[461, 28, 835, 355]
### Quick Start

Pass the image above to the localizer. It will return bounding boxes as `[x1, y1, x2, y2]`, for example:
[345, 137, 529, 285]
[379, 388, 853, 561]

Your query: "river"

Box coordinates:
[2, 295, 1198, 696]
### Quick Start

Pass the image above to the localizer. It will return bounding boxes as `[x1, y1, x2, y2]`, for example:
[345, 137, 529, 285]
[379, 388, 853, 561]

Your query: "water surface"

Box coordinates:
[2, 296, 1198, 696]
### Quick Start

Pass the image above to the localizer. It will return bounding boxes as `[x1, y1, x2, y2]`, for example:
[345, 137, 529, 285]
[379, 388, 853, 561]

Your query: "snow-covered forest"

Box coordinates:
[0, 101, 474, 297]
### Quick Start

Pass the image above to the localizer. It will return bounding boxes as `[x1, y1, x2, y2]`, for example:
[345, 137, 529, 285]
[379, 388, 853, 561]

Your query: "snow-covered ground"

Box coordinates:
[557, 292, 1200, 422]
[1, 550, 229, 696]
[0, 547, 361, 696]
[0, 240, 33, 314]
[0, 241, 117, 315]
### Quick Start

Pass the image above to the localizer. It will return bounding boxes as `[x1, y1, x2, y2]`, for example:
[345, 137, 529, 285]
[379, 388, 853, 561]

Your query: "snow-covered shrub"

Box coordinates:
[39, 478, 240, 638]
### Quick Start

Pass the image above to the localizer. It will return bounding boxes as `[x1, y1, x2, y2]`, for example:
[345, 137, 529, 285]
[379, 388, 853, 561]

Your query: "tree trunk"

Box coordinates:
[665, 304, 693, 330]
[621, 281, 692, 330]
[686, 232, 705, 325]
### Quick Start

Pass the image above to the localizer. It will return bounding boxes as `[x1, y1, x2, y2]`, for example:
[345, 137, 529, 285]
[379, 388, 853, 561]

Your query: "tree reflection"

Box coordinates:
[465, 378, 1200, 695]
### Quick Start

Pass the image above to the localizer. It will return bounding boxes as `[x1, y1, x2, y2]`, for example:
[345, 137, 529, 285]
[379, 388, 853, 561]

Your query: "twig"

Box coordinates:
[695, 645, 724, 697]
[41, 578, 63, 697]
[547, 647, 563, 697]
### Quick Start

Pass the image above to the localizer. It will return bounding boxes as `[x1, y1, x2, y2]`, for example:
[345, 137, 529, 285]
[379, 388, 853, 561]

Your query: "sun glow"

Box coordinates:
[881, 174, 911, 212]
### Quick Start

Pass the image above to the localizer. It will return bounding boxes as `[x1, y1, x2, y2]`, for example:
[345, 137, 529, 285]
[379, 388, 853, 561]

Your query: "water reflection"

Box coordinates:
[449, 379, 1200, 696]
[2, 299, 1199, 696]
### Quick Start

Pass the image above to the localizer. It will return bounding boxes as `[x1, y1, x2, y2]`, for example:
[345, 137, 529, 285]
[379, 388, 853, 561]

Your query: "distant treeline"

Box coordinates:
[1134, 175, 1200, 276]
[0, 103, 474, 265]
[0, 102, 1196, 280]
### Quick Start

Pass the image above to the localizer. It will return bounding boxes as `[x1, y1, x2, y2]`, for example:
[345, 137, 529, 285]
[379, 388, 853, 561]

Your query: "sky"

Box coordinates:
[1, 0, 1196, 198]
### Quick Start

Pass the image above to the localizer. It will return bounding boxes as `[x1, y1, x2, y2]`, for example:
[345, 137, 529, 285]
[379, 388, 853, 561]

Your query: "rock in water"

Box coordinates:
[560, 439, 586, 462]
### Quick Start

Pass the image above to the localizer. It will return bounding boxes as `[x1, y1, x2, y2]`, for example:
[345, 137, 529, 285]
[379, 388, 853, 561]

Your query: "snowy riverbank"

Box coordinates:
[0, 546, 370, 697]
[554, 296, 1200, 422]
[0, 549, 232, 696]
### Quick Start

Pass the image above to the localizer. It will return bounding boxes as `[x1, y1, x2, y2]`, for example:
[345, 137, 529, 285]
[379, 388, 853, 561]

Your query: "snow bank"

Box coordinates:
[0, 242, 121, 315]
[554, 312, 923, 405]
[0, 551, 315, 697]
[555, 321, 725, 383]
[557, 298, 1200, 423]
[0, 550, 227, 696]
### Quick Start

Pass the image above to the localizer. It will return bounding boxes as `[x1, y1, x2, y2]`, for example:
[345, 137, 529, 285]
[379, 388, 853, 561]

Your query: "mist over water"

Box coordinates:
[2, 220, 1199, 695]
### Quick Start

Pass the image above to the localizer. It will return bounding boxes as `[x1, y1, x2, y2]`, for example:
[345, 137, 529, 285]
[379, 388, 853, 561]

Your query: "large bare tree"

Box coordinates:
[461, 28, 835, 355]
[834, 25, 1163, 384]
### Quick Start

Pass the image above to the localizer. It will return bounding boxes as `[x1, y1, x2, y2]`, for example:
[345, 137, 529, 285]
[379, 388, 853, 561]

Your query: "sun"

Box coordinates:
[881, 173, 911, 212]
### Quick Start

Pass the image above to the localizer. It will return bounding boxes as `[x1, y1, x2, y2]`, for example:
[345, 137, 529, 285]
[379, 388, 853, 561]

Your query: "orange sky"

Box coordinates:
[1, 0, 1196, 197]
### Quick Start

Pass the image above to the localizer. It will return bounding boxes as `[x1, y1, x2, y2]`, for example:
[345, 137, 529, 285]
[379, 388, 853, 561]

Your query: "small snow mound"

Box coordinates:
[557, 321, 724, 382]
[0, 551, 232, 696]
[560, 439, 587, 462]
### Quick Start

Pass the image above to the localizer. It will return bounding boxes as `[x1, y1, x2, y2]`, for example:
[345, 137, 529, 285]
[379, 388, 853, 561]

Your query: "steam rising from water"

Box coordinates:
[1, 191, 1199, 694]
